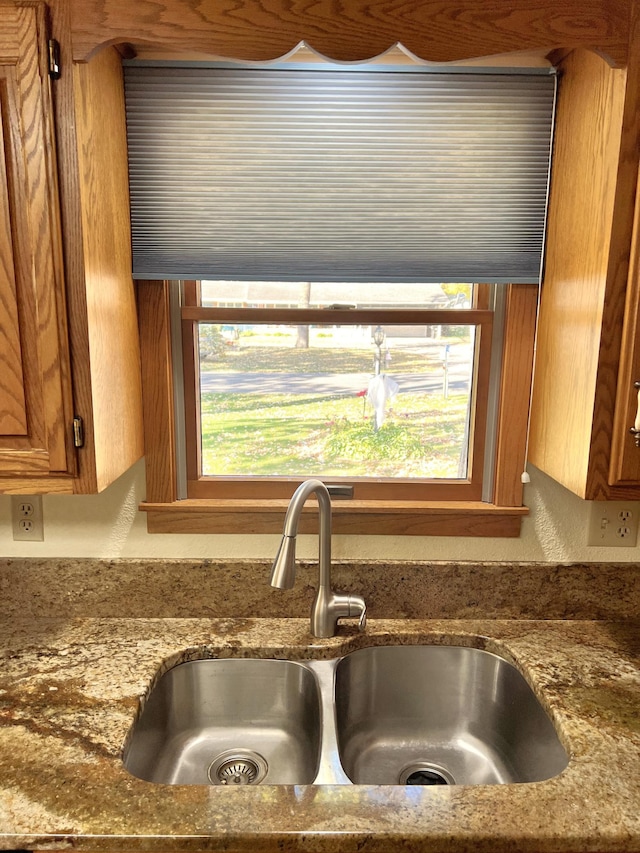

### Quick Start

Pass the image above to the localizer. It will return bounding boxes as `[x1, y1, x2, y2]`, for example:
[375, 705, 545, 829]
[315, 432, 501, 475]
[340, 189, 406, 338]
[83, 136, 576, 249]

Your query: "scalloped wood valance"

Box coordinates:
[69, 0, 631, 66]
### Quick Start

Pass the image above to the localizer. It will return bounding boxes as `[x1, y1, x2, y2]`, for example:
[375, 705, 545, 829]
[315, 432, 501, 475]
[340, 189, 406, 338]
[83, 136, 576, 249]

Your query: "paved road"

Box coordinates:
[200, 372, 470, 395]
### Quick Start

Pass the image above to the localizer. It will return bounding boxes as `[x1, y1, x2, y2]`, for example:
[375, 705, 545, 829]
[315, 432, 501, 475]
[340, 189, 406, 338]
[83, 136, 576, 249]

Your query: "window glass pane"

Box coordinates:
[198, 319, 476, 480]
[200, 281, 471, 310]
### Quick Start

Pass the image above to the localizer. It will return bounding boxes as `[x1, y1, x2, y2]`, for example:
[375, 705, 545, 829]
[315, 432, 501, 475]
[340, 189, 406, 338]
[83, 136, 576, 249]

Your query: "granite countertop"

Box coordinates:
[0, 612, 639, 853]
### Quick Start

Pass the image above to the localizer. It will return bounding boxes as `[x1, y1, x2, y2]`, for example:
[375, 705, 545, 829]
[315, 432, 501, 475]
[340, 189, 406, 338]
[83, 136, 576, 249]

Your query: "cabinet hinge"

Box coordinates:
[72, 417, 84, 448]
[48, 39, 61, 80]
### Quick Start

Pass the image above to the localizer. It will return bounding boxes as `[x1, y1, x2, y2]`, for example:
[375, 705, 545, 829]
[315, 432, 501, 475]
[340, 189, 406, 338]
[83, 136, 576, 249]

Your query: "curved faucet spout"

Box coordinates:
[269, 479, 366, 638]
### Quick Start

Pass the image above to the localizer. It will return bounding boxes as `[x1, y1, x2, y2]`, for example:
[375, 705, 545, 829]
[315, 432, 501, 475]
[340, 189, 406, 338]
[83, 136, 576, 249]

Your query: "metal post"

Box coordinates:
[443, 343, 450, 399]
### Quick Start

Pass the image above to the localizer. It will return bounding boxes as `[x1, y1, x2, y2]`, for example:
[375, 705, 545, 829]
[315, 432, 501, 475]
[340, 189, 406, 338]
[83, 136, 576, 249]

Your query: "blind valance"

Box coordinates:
[124, 64, 556, 284]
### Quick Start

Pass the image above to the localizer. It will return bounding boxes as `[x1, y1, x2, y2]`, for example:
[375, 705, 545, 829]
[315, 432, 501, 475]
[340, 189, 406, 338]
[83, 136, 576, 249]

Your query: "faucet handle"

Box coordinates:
[358, 604, 367, 632]
[347, 595, 367, 632]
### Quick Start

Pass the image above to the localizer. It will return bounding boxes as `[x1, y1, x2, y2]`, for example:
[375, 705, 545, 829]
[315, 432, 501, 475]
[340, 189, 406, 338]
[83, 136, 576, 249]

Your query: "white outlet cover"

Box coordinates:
[587, 501, 640, 547]
[11, 495, 44, 541]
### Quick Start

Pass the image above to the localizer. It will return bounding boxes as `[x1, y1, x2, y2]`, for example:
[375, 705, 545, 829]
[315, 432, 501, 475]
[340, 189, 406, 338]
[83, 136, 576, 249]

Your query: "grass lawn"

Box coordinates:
[201, 342, 457, 374]
[201, 390, 469, 478]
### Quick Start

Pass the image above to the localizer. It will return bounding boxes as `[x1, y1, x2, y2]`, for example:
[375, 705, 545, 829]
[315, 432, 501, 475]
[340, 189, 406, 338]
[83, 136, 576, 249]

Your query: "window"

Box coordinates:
[137, 279, 536, 536]
[129, 58, 551, 535]
[183, 280, 492, 500]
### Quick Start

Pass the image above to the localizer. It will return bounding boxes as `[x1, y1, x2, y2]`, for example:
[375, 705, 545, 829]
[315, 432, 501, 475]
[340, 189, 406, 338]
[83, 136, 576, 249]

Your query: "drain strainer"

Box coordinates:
[398, 762, 455, 786]
[208, 749, 268, 785]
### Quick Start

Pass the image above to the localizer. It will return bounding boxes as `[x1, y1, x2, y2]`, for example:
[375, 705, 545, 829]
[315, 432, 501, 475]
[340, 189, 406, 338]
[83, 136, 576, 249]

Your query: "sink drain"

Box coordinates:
[208, 749, 268, 785]
[398, 762, 455, 786]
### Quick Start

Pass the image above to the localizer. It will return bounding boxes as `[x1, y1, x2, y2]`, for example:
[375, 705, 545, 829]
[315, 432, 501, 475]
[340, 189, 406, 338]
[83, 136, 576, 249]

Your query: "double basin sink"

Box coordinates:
[123, 644, 569, 787]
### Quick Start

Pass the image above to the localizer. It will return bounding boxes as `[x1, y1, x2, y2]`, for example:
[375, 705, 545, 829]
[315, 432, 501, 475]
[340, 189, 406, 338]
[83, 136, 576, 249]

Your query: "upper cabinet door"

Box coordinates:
[528, 44, 640, 501]
[610, 173, 640, 487]
[0, 4, 74, 480]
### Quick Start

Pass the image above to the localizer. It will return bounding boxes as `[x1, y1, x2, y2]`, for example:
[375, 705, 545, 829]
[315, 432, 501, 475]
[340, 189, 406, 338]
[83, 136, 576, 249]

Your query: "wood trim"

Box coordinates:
[142, 498, 529, 514]
[182, 307, 492, 326]
[67, 0, 629, 66]
[48, 0, 98, 490]
[0, 69, 29, 437]
[180, 279, 201, 482]
[188, 479, 480, 502]
[45, 9, 146, 494]
[182, 315, 200, 483]
[1, 51, 50, 457]
[474, 284, 491, 311]
[493, 284, 539, 507]
[0, 476, 74, 495]
[137, 280, 177, 503]
[141, 500, 527, 536]
[182, 279, 199, 307]
[32, 2, 75, 474]
[466, 310, 492, 493]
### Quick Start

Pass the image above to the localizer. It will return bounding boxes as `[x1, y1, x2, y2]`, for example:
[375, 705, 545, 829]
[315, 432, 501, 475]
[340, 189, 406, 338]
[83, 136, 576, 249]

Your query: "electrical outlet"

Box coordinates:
[587, 501, 640, 547]
[11, 495, 44, 541]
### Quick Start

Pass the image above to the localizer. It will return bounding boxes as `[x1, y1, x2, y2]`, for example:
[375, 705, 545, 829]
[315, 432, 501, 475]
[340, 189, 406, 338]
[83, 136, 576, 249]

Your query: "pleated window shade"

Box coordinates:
[123, 64, 556, 284]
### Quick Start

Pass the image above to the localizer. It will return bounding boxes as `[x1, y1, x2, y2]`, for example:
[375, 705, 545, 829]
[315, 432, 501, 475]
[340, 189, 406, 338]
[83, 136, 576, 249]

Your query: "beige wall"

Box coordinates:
[0, 461, 638, 562]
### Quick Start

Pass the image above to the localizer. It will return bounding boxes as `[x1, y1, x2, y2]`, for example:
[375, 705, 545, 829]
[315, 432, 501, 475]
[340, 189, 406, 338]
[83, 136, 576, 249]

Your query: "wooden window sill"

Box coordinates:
[140, 500, 528, 536]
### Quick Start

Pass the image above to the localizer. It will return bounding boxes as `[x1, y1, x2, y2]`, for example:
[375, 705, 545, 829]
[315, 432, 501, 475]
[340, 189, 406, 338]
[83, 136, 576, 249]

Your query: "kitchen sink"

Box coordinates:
[334, 645, 569, 785]
[123, 645, 568, 787]
[123, 658, 322, 784]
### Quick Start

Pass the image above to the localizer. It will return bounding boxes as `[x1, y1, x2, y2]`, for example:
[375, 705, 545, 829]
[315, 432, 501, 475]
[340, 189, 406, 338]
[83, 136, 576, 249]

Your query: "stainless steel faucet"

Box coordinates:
[270, 479, 367, 638]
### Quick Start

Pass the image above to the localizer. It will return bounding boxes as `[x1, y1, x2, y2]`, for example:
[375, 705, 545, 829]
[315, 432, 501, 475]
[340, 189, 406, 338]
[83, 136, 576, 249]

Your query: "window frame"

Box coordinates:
[137, 280, 537, 536]
[182, 281, 493, 502]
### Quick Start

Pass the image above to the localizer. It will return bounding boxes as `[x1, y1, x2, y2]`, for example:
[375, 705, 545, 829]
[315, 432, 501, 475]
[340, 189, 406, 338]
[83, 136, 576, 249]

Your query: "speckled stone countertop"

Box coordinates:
[0, 560, 638, 853]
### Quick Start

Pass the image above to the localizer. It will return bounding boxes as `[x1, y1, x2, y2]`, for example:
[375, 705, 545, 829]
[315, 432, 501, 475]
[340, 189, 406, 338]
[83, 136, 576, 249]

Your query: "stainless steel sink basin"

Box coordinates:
[334, 645, 569, 785]
[123, 659, 322, 785]
[123, 645, 568, 787]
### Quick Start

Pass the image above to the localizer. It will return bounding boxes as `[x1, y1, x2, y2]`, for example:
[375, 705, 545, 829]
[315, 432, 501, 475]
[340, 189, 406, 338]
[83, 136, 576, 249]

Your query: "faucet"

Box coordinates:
[270, 479, 367, 638]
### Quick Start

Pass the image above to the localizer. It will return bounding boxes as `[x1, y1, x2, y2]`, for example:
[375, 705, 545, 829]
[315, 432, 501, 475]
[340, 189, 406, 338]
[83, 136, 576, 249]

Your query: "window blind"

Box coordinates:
[124, 64, 556, 284]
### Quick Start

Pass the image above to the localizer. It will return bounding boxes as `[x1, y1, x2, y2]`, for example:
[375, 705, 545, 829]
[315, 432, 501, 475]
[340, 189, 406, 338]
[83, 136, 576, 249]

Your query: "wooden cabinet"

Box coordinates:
[529, 24, 640, 500]
[4, 0, 639, 499]
[0, 3, 75, 488]
[0, 2, 144, 494]
[61, 0, 638, 504]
